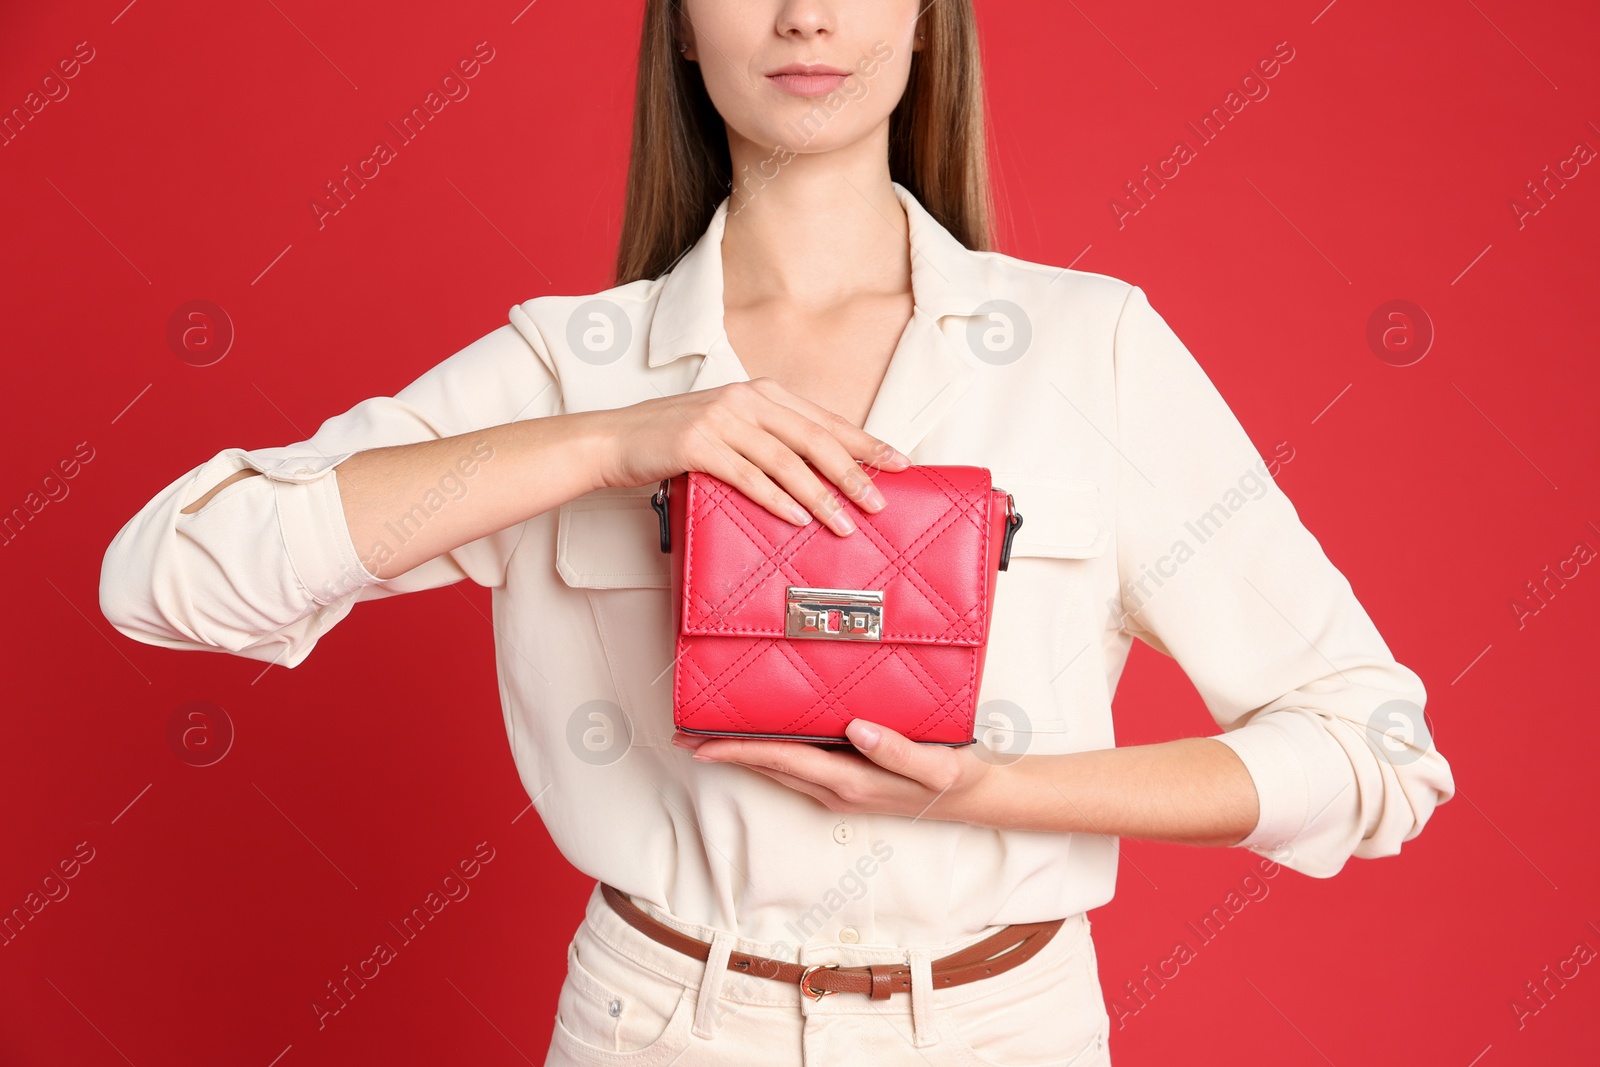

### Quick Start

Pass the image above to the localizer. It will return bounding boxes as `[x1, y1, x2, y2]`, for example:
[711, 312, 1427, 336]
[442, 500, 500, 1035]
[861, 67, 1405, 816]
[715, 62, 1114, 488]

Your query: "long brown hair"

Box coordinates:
[612, 0, 993, 286]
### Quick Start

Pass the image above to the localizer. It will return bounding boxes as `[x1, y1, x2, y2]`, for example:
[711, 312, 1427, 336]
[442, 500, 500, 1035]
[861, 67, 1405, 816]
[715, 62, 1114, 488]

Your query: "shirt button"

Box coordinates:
[832, 820, 853, 845]
[838, 926, 860, 943]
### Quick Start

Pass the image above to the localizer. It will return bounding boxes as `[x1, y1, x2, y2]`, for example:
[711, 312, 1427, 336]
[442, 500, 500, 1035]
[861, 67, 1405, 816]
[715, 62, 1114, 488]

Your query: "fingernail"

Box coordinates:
[849, 720, 881, 748]
[833, 510, 856, 535]
[862, 487, 887, 511]
[692, 752, 718, 762]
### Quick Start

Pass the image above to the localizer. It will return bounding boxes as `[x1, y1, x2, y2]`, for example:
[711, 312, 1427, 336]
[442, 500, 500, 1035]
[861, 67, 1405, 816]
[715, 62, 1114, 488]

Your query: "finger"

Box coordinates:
[845, 719, 954, 792]
[754, 396, 909, 508]
[738, 405, 887, 534]
[738, 764, 850, 809]
[711, 416, 859, 535]
[694, 736, 865, 793]
[702, 734, 939, 816]
[747, 378, 912, 474]
[739, 750, 934, 817]
[691, 434, 818, 528]
[692, 735, 821, 772]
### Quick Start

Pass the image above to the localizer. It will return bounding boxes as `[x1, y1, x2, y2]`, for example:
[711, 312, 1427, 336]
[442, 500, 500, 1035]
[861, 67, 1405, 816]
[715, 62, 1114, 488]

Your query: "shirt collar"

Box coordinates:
[646, 181, 990, 368]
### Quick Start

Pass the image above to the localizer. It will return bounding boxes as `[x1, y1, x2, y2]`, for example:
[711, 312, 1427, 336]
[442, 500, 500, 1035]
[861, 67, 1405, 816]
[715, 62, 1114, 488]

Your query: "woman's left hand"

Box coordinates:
[671, 719, 1006, 827]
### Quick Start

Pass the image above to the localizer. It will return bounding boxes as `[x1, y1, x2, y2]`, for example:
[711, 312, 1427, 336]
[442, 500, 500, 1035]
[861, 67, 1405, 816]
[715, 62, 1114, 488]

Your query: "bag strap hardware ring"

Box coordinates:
[650, 478, 672, 553]
[997, 490, 1023, 571]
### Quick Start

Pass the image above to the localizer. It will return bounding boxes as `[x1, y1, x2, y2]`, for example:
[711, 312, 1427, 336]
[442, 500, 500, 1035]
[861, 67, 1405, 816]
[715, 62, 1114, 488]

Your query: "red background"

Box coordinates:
[4, 0, 1597, 1063]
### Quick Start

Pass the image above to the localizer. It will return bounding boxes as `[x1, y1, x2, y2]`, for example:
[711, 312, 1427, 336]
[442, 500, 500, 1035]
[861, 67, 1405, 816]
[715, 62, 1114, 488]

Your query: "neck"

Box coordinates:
[720, 128, 911, 312]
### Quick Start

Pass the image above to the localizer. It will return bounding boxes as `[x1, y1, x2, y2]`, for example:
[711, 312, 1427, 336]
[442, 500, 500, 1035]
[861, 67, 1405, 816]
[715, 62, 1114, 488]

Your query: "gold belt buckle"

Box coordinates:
[798, 962, 841, 1000]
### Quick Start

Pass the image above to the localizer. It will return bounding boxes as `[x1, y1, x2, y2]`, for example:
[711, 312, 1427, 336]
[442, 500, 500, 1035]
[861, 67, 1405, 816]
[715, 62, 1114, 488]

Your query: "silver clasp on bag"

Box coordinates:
[785, 587, 884, 641]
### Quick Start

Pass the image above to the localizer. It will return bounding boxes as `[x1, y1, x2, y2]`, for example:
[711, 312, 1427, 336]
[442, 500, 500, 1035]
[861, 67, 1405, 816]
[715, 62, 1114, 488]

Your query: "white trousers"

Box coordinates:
[544, 881, 1112, 1066]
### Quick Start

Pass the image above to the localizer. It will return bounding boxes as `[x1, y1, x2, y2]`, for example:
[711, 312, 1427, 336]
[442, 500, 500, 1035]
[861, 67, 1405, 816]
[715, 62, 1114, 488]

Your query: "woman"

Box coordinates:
[100, 1, 1455, 1064]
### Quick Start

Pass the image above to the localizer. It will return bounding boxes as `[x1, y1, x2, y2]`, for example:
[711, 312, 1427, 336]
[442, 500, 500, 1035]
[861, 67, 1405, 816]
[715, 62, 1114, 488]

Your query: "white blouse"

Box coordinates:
[98, 182, 1455, 954]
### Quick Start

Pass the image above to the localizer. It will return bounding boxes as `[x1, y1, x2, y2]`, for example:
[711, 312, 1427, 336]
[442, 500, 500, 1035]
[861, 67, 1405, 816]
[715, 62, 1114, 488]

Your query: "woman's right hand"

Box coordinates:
[592, 377, 911, 535]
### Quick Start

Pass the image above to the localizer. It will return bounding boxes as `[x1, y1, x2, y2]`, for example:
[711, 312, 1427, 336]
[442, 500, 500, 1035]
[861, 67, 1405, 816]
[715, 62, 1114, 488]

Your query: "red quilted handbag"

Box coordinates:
[649, 464, 1023, 746]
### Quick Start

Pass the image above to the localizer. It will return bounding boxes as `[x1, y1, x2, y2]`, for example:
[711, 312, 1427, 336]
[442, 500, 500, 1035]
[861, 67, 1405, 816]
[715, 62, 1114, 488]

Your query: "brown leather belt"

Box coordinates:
[599, 882, 1064, 1001]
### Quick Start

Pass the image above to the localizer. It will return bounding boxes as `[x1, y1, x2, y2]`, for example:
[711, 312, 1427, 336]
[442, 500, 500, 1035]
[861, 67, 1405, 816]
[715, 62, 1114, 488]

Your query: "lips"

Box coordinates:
[766, 63, 851, 98]
[767, 62, 849, 76]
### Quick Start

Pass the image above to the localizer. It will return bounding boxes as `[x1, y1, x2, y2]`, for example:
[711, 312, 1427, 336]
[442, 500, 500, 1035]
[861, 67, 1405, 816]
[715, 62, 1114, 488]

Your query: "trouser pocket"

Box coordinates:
[932, 914, 1110, 1067]
[550, 919, 698, 1065]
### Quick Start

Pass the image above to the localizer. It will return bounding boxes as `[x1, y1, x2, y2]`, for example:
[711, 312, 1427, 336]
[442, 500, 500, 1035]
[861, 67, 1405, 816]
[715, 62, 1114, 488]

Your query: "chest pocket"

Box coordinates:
[555, 485, 670, 589]
[998, 473, 1110, 561]
[554, 486, 675, 748]
[983, 471, 1114, 738]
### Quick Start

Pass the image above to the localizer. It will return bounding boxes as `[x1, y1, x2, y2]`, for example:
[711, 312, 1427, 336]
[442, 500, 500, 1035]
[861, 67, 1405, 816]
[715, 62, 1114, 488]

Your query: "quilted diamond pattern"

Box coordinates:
[681, 465, 994, 645]
[666, 464, 1010, 745]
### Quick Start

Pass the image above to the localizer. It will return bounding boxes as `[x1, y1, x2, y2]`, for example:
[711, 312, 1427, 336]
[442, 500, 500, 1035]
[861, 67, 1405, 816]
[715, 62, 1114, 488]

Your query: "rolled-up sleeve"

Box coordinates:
[99, 317, 563, 669]
[1109, 285, 1455, 877]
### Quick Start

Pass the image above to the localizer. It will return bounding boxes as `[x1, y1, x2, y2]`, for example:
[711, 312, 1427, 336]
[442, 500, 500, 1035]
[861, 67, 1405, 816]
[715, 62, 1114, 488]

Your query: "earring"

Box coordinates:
[678, 41, 688, 53]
